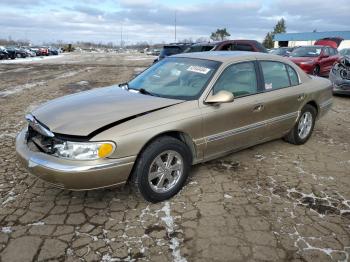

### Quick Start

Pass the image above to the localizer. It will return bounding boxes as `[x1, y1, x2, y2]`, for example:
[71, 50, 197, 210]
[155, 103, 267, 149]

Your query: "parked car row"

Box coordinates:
[0, 46, 61, 60]
[154, 40, 267, 63]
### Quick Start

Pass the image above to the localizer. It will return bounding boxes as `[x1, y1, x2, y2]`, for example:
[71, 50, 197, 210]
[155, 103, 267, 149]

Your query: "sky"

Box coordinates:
[1, 0, 349, 45]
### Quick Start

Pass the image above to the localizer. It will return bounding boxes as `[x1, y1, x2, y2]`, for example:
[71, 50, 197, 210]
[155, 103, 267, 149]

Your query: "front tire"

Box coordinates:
[284, 104, 316, 145]
[131, 136, 192, 202]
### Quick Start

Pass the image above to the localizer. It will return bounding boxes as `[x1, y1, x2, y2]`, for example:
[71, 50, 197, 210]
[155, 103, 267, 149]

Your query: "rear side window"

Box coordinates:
[260, 61, 290, 90]
[287, 65, 299, 86]
[232, 43, 254, 52]
[213, 62, 258, 97]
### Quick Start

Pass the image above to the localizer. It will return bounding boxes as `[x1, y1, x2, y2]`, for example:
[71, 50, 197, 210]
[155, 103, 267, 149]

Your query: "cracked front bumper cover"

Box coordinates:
[15, 129, 135, 190]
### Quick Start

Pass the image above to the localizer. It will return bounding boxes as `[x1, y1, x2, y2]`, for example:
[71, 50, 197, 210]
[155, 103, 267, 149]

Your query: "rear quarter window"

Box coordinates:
[287, 65, 300, 86]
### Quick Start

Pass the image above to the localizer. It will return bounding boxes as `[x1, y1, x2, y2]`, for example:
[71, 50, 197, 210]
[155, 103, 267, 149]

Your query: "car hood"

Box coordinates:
[289, 57, 316, 63]
[32, 86, 182, 137]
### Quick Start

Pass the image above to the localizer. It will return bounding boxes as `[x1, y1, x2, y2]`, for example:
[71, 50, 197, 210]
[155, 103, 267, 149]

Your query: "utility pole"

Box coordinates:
[120, 22, 123, 49]
[174, 11, 177, 43]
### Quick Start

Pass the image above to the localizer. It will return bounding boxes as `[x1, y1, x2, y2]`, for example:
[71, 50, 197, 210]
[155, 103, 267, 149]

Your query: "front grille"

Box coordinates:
[26, 126, 56, 154]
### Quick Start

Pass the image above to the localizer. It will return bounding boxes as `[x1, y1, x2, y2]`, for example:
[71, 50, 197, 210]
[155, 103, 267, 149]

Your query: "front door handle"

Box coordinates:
[297, 93, 306, 101]
[253, 104, 264, 112]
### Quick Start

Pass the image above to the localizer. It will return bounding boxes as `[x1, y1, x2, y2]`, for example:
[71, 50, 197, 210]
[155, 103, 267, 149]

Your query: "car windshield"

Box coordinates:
[290, 47, 322, 57]
[128, 57, 220, 100]
[340, 49, 350, 56]
[185, 45, 214, 53]
[160, 46, 182, 57]
[271, 49, 286, 55]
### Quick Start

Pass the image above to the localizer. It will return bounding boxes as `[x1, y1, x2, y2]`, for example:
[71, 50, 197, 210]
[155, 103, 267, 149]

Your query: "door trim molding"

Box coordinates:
[206, 111, 299, 143]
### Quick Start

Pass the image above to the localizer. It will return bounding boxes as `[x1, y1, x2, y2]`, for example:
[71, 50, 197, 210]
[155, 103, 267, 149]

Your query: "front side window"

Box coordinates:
[128, 57, 220, 100]
[260, 61, 290, 90]
[213, 62, 258, 97]
[323, 47, 330, 56]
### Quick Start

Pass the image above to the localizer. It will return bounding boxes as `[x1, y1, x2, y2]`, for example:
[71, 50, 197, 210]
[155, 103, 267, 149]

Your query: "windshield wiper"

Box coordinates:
[138, 88, 157, 96]
[119, 82, 129, 90]
[120, 83, 158, 97]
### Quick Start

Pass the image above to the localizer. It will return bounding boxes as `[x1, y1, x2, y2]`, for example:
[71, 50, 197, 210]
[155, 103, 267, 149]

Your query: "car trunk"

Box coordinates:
[314, 37, 343, 48]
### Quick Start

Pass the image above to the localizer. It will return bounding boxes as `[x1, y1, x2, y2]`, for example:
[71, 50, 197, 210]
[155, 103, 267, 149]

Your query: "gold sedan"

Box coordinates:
[16, 51, 332, 202]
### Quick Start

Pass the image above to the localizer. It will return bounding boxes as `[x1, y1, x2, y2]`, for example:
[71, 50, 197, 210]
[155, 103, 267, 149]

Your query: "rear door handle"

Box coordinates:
[253, 104, 264, 112]
[297, 93, 306, 101]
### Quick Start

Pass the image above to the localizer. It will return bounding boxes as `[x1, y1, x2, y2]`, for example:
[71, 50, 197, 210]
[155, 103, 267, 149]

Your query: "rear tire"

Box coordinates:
[131, 136, 192, 203]
[284, 104, 316, 145]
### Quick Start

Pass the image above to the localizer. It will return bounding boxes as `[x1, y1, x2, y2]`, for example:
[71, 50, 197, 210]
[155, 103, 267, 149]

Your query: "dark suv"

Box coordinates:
[185, 40, 267, 53]
[155, 43, 192, 62]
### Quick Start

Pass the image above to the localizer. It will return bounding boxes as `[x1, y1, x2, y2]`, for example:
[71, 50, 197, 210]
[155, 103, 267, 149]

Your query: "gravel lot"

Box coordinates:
[0, 52, 349, 262]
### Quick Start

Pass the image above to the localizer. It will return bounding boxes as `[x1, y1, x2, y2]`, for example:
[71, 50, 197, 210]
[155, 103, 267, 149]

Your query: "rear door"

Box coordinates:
[254, 60, 304, 141]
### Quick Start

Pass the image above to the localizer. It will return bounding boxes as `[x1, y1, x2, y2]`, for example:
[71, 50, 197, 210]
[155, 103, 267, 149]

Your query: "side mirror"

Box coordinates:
[205, 90, 234, 104]
[321, 54, 329, 58]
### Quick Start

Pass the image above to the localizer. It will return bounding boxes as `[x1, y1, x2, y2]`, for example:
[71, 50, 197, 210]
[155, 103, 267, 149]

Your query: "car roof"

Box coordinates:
[174, 51, 274, 62]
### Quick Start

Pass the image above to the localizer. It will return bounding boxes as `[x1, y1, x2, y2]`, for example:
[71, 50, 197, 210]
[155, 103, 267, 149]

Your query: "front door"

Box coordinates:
[200, 61, 267, 160]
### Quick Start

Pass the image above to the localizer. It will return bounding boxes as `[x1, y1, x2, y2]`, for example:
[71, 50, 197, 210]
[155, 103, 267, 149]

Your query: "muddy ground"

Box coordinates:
[0, 52, 349, 262]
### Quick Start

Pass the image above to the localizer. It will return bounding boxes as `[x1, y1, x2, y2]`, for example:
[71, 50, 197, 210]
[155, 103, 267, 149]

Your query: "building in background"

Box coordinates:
[273, 31, 350, 49]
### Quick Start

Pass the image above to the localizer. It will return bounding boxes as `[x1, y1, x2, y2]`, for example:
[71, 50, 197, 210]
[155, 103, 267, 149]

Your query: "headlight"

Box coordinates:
[53, 141, 115, 160]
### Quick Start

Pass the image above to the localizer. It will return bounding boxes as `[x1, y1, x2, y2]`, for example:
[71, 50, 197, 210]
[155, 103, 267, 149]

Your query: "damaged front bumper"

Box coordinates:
[15, 129, 135, 190]
[329, 57, 350, 95]
[331, 80, 350, 95]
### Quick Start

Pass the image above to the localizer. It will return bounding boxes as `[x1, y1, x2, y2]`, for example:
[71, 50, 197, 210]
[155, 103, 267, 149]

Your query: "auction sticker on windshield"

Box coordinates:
[187, 66, 211, 74]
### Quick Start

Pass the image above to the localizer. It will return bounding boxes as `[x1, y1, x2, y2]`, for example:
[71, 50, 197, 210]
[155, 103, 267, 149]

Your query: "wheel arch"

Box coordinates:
[305, 100, 319, 117]
[140, 130, 197, 163]
[127, 130, 197, 183]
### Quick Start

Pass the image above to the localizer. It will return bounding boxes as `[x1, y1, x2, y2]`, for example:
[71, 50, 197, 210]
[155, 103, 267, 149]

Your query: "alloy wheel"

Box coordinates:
[298, 111, 313, 139]
[148, 150, 184, 193]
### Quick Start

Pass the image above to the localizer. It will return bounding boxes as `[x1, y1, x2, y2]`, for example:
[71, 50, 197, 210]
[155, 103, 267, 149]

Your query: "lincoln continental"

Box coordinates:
[16, 51, 332, 202]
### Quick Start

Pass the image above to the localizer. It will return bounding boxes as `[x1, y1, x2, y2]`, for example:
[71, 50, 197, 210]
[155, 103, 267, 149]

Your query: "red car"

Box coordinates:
[288, 38, 342, 76]
[185, 40, 267, 53]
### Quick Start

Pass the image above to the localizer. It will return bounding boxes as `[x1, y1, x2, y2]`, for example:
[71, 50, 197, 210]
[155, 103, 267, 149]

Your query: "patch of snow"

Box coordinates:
[66, 248, 74, 256]
[224, 194, 233, 199]
[1, 226, 12, 233]
[2, 195, 16, 206]
[254, 154, 266, 161]
[55, 71, 80, 79]
[161, 202, 187, 262]
[28, 221, 45, 226]
[76, 80, 89, 85]
[125, 56, 155, 61]
[0, 81, 46, 97]
[0, 55, 63, 64]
